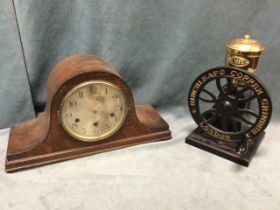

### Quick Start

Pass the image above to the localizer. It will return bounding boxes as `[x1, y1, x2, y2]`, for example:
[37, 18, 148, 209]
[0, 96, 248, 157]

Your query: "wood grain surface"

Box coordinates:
[6, 54, 171, 172]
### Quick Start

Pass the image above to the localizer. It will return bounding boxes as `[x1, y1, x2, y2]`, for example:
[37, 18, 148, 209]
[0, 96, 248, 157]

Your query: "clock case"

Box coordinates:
[5, 54, 171, 172]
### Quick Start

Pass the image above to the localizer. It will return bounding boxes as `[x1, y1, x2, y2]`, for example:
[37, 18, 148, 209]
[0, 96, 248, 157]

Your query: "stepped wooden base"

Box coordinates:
[6, 105, 171, 173]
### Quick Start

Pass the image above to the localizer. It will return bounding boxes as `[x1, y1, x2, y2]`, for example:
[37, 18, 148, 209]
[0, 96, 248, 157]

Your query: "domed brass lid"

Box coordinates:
[226, 35, 264, 53]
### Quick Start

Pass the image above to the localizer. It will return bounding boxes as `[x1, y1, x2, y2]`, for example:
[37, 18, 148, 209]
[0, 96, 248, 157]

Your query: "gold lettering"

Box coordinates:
[250, 98, 270, 135]
[199, 122, 231, 140]
[230, 70, 264, 95]
[243, 74, 250, 82]
[219, 69, 225, 75]
[230, 70, 237, 77]
[213, 71, 219, 77]
[237, 72, 244, 79]
[202, 75, 208, 82]
[262, 98, 269, 106]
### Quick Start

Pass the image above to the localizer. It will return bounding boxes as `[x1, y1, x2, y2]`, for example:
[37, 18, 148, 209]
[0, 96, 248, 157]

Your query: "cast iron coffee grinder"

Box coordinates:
[186, 35, 272, 166]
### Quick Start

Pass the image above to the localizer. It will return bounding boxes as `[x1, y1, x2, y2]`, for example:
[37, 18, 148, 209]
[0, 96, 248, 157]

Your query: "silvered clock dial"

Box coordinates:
[60, 81, 128, 141]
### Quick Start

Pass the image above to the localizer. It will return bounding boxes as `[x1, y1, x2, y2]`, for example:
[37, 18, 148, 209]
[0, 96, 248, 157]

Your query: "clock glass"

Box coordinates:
[59, 80, 128, 142]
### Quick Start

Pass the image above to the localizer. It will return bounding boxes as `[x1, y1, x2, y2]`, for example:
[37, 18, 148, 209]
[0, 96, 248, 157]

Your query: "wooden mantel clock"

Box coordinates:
[6, 54, 171, 172]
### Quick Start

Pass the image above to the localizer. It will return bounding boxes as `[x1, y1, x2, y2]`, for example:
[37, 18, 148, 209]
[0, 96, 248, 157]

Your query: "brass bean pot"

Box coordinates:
[225, 35, 264, 73]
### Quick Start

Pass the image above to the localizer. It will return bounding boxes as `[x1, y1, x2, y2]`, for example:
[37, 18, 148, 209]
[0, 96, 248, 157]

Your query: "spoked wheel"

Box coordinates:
[188, 67, 272, 143]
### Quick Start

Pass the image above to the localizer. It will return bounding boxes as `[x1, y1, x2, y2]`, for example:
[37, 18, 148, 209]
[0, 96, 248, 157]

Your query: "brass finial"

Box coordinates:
[244, 34, 251, 39]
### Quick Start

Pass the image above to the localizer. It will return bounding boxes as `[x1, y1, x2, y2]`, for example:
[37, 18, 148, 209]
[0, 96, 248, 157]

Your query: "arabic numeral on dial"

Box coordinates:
[105, 124, 111, 129]
[112, 95, 119, 99]
[82, 128, 87, 135]
[78, 91, 83, 98]
[69, 100, 77, 108]
[66, 112, 73, 118]
[116, 105, 123, 112]
[90, 86, 97, 94]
